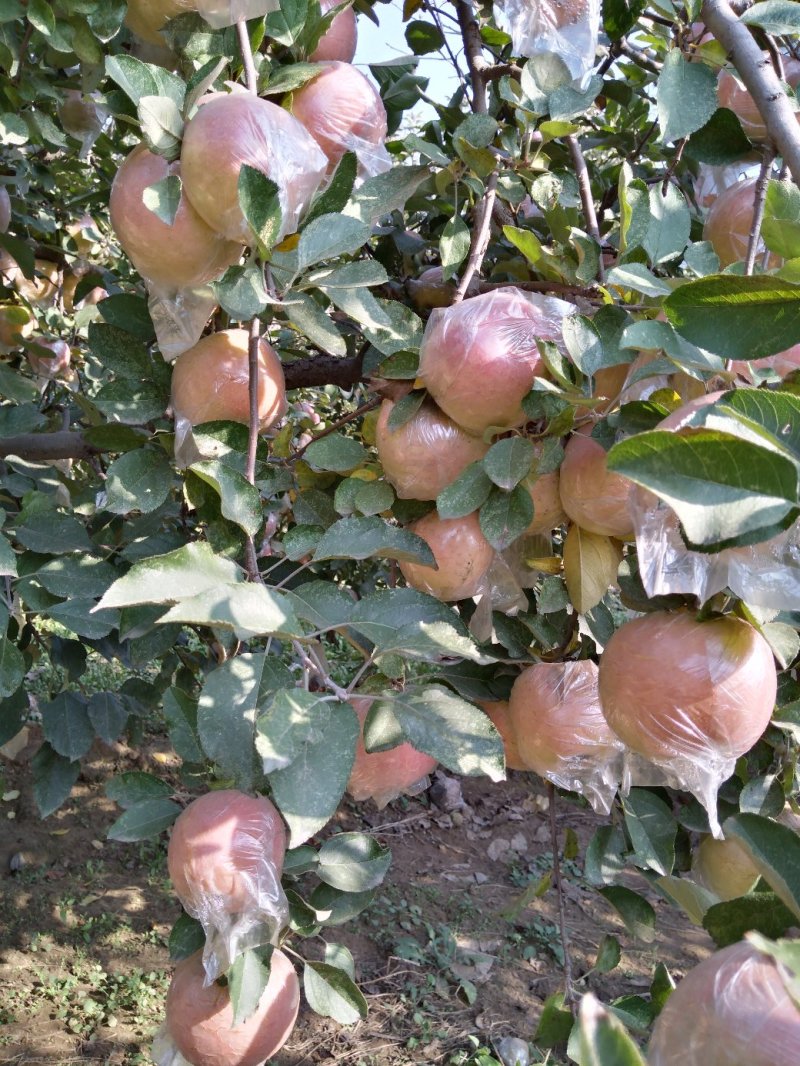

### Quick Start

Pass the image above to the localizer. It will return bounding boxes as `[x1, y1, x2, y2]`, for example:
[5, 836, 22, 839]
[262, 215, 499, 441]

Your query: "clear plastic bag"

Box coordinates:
[559, 431, 635, 539]
[167, 791, 290, 982]
[180, 91, 328, 243]
[494, 0, 601, 87]
[347, 697, 437, 808]
[109, 144, 243, 359]
[599, 613, 777, 837]
[418, 288, 575, 436]
[399, 510, 496, 602]
[507, 660, 624, 814]
[196, 0, 280, 27]
[703, 176, 781, 268]
[171, 328, 287, 467]
[289, 61, 391, 178]
[375, 397, 489, 501]
[648, 940, 800, 1066]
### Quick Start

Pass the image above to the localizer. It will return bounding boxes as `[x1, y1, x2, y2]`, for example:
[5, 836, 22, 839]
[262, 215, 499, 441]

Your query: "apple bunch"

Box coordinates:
[159, 789, 299, 1066]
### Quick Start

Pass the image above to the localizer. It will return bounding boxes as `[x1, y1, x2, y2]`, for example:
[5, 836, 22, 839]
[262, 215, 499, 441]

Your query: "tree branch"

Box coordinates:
[702, 0, 800, 185]
[744, 147, 775, 275]
[453, 172, 499, 303]
[454, 0, 487, 113]
[283, 349, 364, 391]
[566, 135, 605, 283]
[0, 431, 98, 461]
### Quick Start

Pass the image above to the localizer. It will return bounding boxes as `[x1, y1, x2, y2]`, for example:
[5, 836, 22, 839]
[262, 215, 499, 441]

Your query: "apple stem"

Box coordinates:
[548, 781, 576, 1008]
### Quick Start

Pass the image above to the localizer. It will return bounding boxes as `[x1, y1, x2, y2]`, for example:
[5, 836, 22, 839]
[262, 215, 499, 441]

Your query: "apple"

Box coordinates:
[26, 337, 71, 379]
[692, 834, 761, 900]
[110, 144, 242, 291]
[346, 696, 437, 807]
[732, 343, 800, 380]
[647, 940, 800, 1066]
[165, 948, 299, 1066]
[477, 699, 526, 771]
[524, 452, 566, 535]
[289, 61, 388, 170]
[180, 92, 328, 243]
[124, 0, 193, 44]
[171, 328, 286, 431]
[559, 432, 634, 539]
[375, 397, 489, 501]
[703, 177, 781, 269]
[310, 0, 357, 63]
[0, 304, 36, 349]
[168, 789, 287, 916]
[508, 661, 621, 780]
[598, 612, 776, 763]
[718, 57, 800, 143]
[418, 288, 574, 435]
[398, 510, 495, 601]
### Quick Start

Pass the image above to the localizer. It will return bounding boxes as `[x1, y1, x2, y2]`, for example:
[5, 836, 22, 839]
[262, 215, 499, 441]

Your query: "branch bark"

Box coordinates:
[454, 0, 488, 113]
[702, 0, 800, 185]
[566, 135, 605, 283]
[0, 431, 98, 461]
[453, 171, 499, 303]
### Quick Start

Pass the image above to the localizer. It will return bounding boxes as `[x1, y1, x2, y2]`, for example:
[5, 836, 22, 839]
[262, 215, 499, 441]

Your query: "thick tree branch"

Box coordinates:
[0, 431, 98, 461]
[454, 0, 487, 113]
[702, 0, 800, 185]
[283, 350, 364, 390]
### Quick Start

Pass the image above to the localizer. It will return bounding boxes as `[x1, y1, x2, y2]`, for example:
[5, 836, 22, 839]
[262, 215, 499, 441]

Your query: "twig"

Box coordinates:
[236, 18, 258, 94]
[454, 0, 488, 113]
[618, 39, 662, 74]
[292, 640, 349, 701]
[744, 147, 776, 275]
[566, 135, 605, 283]
[702, 0, 800, 185]
[453, 172, 499, 303]
[547, 782, 576, 1007]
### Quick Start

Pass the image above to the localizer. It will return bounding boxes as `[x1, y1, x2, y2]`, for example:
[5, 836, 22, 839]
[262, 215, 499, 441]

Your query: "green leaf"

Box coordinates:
[603, 0, 646, 38]
[703, 892, 798, 948]
[365, 685, 504, 780]
[606, 429, 798, 549]
[479, 484, 534, 551]
[593, 934, 621, 975]
[138, 95, 183, 161]
[405, 18, 444, 54]
[304, 432, 367, 473]
[656, 49, 719, 144]
[304, 151, 358, 227]
[303, 961, 368, 1024]
[440, 214, 470, 281]
[96, 542, 242, 610]
[36, 557, 116, 599]
[664, 275, 800, 361]
[534, 992, 574, 1047]
[312, 260, 388, 291]
[643, 184, 690, 265]
[656, 875, 717, 926]
[255, 688, 332, 774]
[169, 913, 205, 962]
[0, 637, 24, 698]
[27, 0, 55, 37]
[163, 686, 203, 764]
[741, 0, 800, 34]
[105, 54, 160, 106]
[297, 214, 372, 271]
[265, 0, 309, 44]
[353, 479, 394, 516]
[436, 462, 494, 520]
[724, 812, 800, 921]
[264, 61, 325, 95]
[503, 225, 543, 266]
[107, 797, 181, 842]
[269, 700, 359, 847]
[762, 179, 800, 261]
[87, 692, 128, 744]
[578, 995, 647, 1066]
[211, 264, 269, 321]
[238, 165, 282, 255]
[283, 292, 346, 356]
[31, 743, 80, 818]
[189, 460, 262, 536]
[47, 598, 119, 640]
[598, 886, 656, 942]
[309, 883, 375, 925]
[686, 107, 752, 166]
[198, 653, 294, 791]
[314, 516, 435, 565]
[483, 437, 535, 491]
[317, 832, 391, 892]
[105, 772, 173, 809]
[605, 264, 672, 299]
[228, 947, 273, 1026]
[41, 692, 93, 760]
[622, 789, 677, 876]
[142, 175, 181, 225]
[105, 449, 174, 515]
[343, 165, 430, 226]
[15, 509, 92, 555]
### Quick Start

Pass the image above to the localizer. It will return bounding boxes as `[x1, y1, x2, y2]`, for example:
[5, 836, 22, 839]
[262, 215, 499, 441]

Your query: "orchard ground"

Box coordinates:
[1, 735, 707, 1066]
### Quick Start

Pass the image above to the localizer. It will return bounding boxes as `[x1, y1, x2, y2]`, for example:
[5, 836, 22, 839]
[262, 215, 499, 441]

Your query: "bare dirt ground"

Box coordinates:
[0, 736, 710, 1066]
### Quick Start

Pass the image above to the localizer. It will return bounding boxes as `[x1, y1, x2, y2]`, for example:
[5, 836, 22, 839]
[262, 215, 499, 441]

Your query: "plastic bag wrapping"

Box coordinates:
[153, 948, 300, 1066]
[693, 160, 757, 212]
[559, 432, 635, 539]
[732, 342, 800, 381]
[718, 57, 800, 144]
[167, 791, 289, 983]
[507, 661, 624, 814]
[477, 700, 527, 771]
[631, 485, 800, 610]
[375, 397, 489, 501]
[346, 697, 437, 808]
[310, 0, 358, 63]
[418, 288, 576, 436]
[149, 284, 219, 363]
[289, 61, 390, 177]
[196, 0, 279, 27]
[468, 551, 530, 645]
[171, 328, 287, 468]
[599, 613, 778, 838]
[180, 92, 328, 243]
[493, 0, 601, 87]
[703, 176, 781, 268]
[647, 940, 800, 1066]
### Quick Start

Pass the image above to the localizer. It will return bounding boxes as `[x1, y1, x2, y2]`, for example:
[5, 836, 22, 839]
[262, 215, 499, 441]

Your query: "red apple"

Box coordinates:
[310, 0, 357, 63]
[346, 696, 437, 807]
[703, 177, 781, 269]
[559, 432, 634, 539]
[399, 510, 495, 602]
